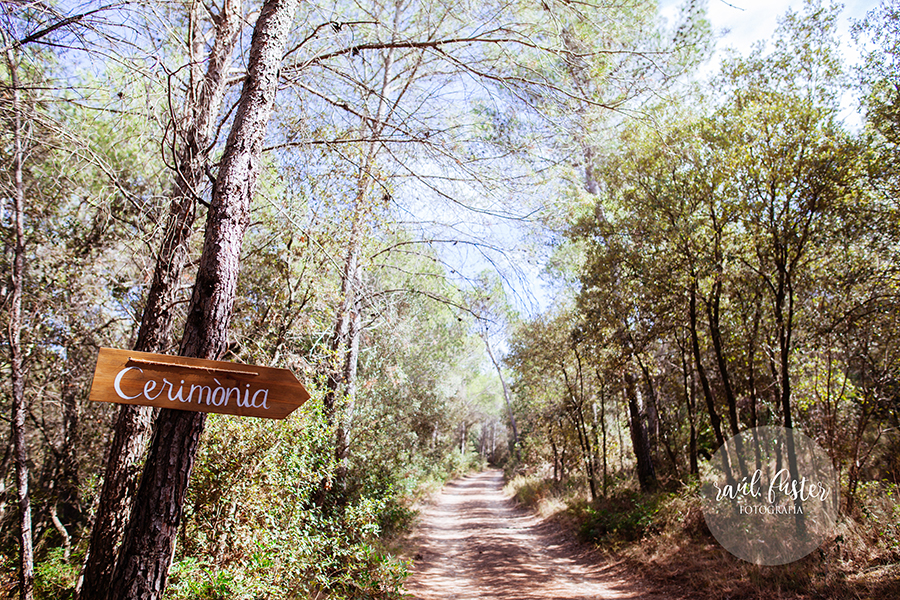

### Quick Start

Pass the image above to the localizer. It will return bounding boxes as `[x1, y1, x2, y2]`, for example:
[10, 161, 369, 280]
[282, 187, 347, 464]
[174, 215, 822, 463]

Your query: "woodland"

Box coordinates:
[0, 0, 898, 599]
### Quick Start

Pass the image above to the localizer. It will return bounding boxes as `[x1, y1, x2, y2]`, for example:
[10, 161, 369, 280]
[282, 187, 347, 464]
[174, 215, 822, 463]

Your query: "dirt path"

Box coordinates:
[404, 470, 677, 600]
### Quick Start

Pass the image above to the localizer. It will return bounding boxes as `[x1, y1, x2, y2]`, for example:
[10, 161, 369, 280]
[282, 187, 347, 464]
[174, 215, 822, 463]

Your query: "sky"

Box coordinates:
[660, 0, 879, 70]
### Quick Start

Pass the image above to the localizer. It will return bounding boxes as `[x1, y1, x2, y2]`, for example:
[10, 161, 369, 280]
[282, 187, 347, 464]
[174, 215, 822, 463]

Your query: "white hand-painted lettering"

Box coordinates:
[143, 379, 161, 400]
[188, 384, 211, 405]
[114, 367, 143, 400]
[113, 367, 272, 411]
[251, 388, 269, 409]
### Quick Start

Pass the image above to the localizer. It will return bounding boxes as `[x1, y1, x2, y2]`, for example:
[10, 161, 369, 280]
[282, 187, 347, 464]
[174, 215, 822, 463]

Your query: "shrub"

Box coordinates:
[34, 547, 79, 600]
[573, 490, 666, 543]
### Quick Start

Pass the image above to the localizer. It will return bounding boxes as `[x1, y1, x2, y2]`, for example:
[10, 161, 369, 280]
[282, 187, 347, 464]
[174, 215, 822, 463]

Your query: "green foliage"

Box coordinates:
[854, 481, 900, 555]
[166, 559, 238, 600]
[854, 0, 900, 144]
[573, 491, 667, 544]
[171, 390, 439, 600]
[33, 548, 79, 600]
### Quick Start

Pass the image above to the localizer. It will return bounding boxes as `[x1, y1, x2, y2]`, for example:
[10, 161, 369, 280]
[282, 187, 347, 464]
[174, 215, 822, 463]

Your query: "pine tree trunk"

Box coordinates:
[77, 4, 244, 598]
[107, 1, 297, 597]
[6, 44, 34, 600]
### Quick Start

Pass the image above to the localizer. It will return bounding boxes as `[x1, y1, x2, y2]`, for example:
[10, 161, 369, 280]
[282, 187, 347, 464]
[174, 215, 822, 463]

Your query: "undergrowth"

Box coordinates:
[507, 471, 900, 600]
[9, 406, 488, 600]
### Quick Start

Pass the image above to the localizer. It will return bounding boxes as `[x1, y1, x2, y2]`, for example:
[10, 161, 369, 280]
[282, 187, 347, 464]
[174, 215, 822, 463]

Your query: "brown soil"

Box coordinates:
[403, 469, 682, 600]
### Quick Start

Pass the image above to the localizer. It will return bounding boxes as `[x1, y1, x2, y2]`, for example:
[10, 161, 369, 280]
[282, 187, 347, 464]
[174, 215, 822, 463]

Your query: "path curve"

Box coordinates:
[404, 469, 675, 600]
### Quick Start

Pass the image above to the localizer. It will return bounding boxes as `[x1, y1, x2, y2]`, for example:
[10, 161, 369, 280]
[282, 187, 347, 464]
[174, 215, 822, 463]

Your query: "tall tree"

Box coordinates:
[77, 2, 245, 596]
[713, 0, 852, 437]
[2, 35, 34, 600]
[108, 0, 299, 597]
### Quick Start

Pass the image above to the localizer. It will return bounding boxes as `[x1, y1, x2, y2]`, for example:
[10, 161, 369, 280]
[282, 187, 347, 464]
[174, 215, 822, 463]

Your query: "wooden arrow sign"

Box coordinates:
[89, 347, 310, 419]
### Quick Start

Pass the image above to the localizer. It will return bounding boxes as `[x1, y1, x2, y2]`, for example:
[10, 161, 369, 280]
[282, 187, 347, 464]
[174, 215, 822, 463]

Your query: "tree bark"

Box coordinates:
[107, 1, 297, 597]
[706, 280, 741, 436]
[623, 369, 657, 493]
[689, 281, 725, 447]
[77, 4, 244, 598]
[5, 42, 34, 600]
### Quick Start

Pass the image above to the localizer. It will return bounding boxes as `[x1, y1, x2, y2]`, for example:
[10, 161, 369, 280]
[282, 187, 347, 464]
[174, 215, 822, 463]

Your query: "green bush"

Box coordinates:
[170, 397, 418, 599]
[855, 480, 900, 556]
[34, 547, 79, 600]
[573, 490, 666, 543]
[166, 558, 238, 600]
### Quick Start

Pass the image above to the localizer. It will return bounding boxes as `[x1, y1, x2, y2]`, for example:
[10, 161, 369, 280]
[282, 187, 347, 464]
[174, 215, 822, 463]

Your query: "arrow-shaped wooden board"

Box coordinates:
[89, 347, 310, 419]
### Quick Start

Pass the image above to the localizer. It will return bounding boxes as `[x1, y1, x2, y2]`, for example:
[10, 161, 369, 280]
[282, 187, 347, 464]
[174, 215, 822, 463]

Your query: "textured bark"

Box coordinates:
[107, 0, 298, 598]
[623, 370, 657, 493]
[77, 4, 244, 598]
[5, 42, 34, 600]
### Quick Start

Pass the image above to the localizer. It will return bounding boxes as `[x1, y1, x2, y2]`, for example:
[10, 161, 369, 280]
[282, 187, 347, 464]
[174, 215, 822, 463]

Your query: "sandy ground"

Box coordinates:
[403, 469, 678, 600]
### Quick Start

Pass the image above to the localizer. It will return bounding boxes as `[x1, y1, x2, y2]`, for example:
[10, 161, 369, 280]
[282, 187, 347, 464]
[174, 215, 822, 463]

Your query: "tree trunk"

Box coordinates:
[562, 363, 597, 501]
[107, 1, 297, 597]
[623, 369, 657, 493]
[774, 266, 805, 535]
[689, 281, 725, 447]
[77, 3, 244, 598]
[320, 206, 364, 505]
[594, 374, 608, 496]
[548, 422, 559, 482]
[635, 357, 659, 453]
[678, 336, 698, 476]
[746, 303, 761, 432]
[322, 18, 405, 498]
[5, 43, 34, 600]
[707, 280, 741, 436]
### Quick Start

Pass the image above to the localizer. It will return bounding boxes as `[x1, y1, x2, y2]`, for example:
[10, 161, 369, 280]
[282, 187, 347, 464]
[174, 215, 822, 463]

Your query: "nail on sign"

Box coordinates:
[89, 348, 310, 419]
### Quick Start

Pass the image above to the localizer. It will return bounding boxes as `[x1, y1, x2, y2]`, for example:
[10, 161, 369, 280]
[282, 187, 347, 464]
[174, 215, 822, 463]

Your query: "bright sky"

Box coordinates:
[660, 0, 879, 68]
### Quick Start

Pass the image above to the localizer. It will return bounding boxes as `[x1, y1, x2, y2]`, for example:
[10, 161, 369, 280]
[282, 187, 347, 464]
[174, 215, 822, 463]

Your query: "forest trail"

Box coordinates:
[404, 469, 677, 600]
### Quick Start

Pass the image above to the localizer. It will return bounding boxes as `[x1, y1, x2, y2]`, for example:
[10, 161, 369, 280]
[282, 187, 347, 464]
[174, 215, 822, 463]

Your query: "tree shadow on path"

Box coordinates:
[404, 470, 681, 600]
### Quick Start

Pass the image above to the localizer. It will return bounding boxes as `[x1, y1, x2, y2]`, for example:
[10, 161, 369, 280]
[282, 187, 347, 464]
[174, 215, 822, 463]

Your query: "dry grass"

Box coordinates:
[624, 526, 900, 599]
[506, 471, 900, 600]
[622, 491, 900, 600]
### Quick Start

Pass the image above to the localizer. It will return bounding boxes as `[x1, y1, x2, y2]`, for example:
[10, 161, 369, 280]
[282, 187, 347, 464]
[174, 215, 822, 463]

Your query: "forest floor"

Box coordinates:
[402, 469, 682, 600]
